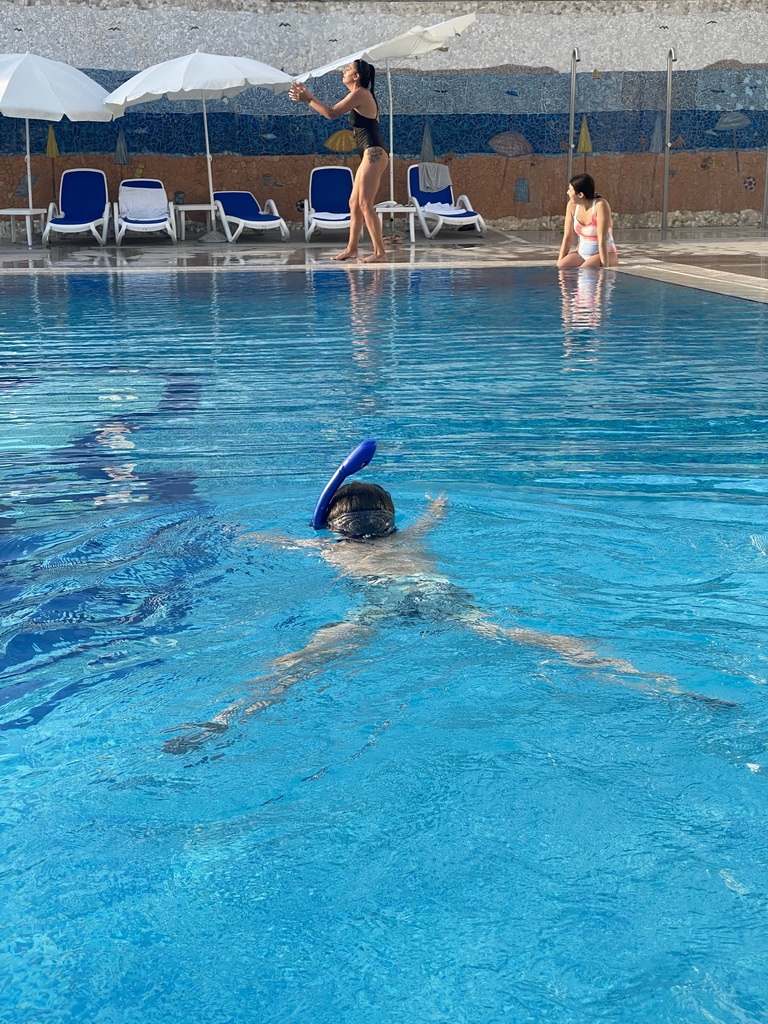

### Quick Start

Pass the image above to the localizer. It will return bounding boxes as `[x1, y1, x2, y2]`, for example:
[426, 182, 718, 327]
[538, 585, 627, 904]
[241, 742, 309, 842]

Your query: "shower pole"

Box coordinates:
[386, 58, 395, 204]
[661, 47, 677, 237]
[567, 47, 580, 186]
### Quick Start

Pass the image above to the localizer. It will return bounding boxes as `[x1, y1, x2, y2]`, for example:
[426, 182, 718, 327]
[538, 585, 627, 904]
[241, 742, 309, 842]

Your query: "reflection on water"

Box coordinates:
[559, 267, 616, 369]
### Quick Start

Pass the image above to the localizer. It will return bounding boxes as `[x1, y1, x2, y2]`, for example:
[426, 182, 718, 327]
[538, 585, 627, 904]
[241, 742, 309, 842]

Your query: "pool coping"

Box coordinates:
[2, 231, 768, 304]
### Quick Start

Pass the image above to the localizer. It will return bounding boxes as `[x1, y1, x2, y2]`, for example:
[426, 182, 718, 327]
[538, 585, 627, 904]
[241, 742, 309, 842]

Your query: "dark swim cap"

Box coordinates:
[326, 482, 395, 538]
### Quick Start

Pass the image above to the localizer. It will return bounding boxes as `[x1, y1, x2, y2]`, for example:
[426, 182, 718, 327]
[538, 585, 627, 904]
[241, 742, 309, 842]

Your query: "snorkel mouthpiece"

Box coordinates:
[311, 439, 377, 530]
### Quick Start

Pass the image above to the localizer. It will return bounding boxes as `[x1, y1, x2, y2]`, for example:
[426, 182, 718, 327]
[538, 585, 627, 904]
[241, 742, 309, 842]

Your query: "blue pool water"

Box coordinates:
[1, 267, 767, 1024]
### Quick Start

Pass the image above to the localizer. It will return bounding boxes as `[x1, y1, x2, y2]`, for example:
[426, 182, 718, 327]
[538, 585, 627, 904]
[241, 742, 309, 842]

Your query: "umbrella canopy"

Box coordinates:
[104, 52, 294, 208]
[0, 52, 113, 210]
[488, 131, 533, 158]
[296, 15, 475, 81]
[0, 52, 113, 121]
[296, 14, 476, 201]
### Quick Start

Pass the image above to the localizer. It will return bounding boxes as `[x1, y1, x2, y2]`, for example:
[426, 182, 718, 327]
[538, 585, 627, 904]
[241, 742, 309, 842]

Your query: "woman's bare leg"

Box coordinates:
[355, 149, 389, 263]
[557, 251, 585, 269]
[332, 179, 363, 261]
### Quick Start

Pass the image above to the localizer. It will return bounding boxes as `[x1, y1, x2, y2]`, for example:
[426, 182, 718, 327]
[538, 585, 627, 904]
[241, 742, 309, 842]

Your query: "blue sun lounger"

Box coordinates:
[43, 168, 111, 246]
[407, 164, 486, 239]
[213, 191, 290, 242]
[303, 166, 356, 242]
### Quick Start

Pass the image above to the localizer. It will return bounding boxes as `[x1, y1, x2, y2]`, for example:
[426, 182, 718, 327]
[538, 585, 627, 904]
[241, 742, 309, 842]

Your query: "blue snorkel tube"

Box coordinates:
[311, 439, 377, 530]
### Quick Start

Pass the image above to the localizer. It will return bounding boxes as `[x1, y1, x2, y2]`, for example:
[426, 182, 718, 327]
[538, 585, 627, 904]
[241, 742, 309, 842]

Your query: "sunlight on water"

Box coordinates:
[1, 267, 767, 1024]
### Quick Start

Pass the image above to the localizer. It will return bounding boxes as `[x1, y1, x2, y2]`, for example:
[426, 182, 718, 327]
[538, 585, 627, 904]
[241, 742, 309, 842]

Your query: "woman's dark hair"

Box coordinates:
[326, 481, 394, 537]
[569, 173, 599, 200]
[355, 59, 376, 99]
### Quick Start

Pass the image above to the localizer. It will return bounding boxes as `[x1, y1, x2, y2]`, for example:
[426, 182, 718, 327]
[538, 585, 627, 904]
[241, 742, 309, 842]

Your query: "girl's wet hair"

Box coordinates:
[355, 59, 376, 98]
[569, 173, 599, 200]
[326, 481, 394, 537]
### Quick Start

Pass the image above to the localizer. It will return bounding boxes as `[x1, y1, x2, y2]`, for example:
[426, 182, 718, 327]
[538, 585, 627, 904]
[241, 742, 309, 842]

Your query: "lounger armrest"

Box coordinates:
[304, 201, 311, 234]
[102, 203, 111, 224]
[264, 199, 280, 217]
[408, 196, 423, 210]
[46, 202, 58, 220]
[456, 194, 473, 211]
[167, 200, 175, 220]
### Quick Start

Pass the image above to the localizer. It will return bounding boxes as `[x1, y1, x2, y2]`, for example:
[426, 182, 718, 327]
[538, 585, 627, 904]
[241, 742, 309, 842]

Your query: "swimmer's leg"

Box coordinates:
[163, 621, 375, 754]
[465, 618, 737, 707]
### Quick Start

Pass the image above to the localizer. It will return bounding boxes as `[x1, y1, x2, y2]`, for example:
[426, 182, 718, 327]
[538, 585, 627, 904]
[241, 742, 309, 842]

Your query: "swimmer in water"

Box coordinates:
[163, 443, 734, 754]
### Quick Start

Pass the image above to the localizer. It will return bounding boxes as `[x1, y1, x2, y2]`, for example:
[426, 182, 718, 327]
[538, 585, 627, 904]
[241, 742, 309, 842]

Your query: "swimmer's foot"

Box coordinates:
[331, 249, 358, 261]
[358, 251, 388, 264]
[678, 691, 739, 709]
[162, 720, 229, 755]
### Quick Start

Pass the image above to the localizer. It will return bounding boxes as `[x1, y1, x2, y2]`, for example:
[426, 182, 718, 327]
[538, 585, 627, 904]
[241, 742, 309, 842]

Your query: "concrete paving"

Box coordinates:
[2, 223, 768, 303]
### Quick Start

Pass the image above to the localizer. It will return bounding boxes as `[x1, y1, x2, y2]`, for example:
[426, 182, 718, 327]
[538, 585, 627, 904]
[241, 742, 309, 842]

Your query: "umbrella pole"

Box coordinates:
[386, 59, 394, 204]
[201, 98, 215, 212]
[25, 119, 34, 210]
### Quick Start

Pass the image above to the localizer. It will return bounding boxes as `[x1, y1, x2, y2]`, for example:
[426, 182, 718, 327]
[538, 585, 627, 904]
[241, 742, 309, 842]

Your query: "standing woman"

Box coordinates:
[290, 60, 389, 263]
[557, 174, 619, 268]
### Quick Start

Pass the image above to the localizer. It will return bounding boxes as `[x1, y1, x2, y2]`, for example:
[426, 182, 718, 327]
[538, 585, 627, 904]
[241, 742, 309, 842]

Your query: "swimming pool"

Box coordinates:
[2, 267, 767, 1024]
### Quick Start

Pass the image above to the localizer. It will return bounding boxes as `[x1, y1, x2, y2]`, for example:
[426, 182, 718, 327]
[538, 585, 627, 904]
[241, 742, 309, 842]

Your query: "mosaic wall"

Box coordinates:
[3, 67, 768, 159]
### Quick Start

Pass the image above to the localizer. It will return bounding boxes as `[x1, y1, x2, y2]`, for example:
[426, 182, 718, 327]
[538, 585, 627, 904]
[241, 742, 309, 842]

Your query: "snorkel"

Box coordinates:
[311, 439, 377, 530]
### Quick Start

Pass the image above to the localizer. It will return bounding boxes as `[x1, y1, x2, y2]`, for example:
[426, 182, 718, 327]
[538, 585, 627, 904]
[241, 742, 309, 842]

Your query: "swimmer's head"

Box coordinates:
[326, 481, 395, 538]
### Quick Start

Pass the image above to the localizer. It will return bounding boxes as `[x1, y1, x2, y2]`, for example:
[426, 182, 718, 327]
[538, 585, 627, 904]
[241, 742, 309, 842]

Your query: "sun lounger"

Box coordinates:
[213, 191, 289, 242]
[43, 168, 110, 246]
[114, 179, 176, 245]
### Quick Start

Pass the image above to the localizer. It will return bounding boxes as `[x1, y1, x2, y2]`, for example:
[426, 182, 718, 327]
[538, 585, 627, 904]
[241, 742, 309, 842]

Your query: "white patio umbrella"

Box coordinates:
[296, 14, 476, 202]
[0, 52, 114, 210]
[103, 52, 293, 213]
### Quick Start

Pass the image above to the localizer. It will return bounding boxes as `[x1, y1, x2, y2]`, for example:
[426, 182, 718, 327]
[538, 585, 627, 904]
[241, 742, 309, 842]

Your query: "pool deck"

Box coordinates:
[2, 225, 768, 303]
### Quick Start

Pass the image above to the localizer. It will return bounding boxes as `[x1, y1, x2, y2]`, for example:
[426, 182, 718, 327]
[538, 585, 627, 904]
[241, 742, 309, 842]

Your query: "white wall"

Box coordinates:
[1, 1, 767, 74]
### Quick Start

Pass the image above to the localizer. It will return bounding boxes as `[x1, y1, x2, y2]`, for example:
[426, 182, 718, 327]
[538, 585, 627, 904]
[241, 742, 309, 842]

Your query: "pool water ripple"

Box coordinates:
[1, 267, 767, 1024]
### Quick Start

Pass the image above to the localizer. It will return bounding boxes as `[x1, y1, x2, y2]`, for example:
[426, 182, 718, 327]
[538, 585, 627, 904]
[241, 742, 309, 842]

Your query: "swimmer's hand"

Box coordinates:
[425, 492, 448, 518]
[400, 492, 447, 539]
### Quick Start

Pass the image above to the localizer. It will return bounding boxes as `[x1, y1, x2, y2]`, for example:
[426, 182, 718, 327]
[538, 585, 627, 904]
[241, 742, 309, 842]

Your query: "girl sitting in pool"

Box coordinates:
[557, 174, 619, 269]
[162, 443, 728, 755]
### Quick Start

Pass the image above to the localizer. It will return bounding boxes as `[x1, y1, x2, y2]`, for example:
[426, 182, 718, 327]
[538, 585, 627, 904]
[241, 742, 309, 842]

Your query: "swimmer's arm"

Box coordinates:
[596, 200, 612, 267]
[236, 529, 323, 552]
[558, 200, 576, 261]
[401, 492, 448, 540]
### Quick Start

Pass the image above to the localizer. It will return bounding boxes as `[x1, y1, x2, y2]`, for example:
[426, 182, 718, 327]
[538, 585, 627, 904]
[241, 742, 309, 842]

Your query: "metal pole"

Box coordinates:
[567, 48, 580, 185]
[386, 58, 395, 203]
[24, 118, 34, 245]
[201, 98, 215, 211]
[24, 118, 34, 208]
[661, 47, 677, 237]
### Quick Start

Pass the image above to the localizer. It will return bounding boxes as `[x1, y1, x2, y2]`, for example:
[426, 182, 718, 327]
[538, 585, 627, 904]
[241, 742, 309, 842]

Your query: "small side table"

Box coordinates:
[174, 203, 215, 241]
[375, 202, 416, 243]
[0, 208, 46, 247]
